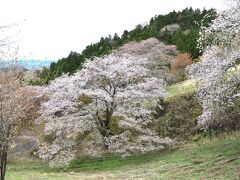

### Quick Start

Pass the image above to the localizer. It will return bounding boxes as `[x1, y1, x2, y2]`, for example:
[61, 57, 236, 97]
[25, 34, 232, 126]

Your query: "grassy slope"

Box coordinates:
[165, 63, 240, 99]
[7, 133, 240, 179]
[165, 79, 196, 99]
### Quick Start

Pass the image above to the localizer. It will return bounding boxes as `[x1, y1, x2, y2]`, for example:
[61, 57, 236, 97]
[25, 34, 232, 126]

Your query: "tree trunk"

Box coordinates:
[105, 108, 113, 131]
[99, 102, 115, 137]
[0, 148, 7, 180]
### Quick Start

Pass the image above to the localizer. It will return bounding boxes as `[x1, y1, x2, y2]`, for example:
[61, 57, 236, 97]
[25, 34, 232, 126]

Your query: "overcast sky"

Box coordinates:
[0, 0, 226, 60]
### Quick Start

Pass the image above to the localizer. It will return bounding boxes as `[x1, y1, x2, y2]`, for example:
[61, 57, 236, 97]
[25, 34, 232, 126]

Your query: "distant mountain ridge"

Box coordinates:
[16, 60, 57, 70]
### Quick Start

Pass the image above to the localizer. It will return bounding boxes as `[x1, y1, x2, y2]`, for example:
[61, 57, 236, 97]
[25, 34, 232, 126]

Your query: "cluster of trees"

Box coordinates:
[34, 4, 240, 167]
[32, 1, 240, 169]
[35, 8, 216, 84]
[38, 0, 240, 164]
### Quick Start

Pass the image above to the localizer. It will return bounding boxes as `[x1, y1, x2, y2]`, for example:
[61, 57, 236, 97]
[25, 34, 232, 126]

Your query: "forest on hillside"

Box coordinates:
[32, 8, 216, 85]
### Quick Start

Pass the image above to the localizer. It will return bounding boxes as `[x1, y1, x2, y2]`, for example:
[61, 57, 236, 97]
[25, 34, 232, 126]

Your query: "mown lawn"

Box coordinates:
[7, 132, 240, 179]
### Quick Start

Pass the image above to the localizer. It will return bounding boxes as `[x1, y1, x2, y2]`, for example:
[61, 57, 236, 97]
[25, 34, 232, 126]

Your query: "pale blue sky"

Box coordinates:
[0, 0, 226, 60]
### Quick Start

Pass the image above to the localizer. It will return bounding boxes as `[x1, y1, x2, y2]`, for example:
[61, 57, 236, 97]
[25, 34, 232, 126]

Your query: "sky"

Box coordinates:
[0, 0, 226, 60]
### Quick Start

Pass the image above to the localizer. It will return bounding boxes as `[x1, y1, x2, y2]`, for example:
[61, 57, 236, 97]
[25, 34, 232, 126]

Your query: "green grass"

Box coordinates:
[7, 132, 240, 179]
[166, 79, 196, 99]
[165, 63, 240, 99]
[227, 63, 240, 74]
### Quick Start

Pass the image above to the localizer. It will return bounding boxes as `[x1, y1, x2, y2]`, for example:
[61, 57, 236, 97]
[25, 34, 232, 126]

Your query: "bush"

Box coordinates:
[153, 93, 202, 140]
[206, 97, 240, 134]
[171, 53, 193, 82]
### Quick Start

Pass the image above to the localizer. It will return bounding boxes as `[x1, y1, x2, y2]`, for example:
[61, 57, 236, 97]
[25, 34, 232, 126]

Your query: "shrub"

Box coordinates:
[153, 93, 202, 140]
[171, 53, 193, 82]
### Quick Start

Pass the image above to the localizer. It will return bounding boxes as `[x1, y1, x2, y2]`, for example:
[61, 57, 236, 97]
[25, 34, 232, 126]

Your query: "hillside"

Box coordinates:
[7, 133, 240, 179]
[6, 61, 240, 179]
[7, 72, 240, 179]
[2, 1, 240, 179]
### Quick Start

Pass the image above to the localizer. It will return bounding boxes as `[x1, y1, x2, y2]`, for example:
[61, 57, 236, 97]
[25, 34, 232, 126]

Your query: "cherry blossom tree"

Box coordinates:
[0, 67, 42, 180]
[187, 0, 240, 129]
[0, 23, 43, 180]
[0, 24, 19, 61]
[39, 53, 170, 167]
[117, 38, 178, 83]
